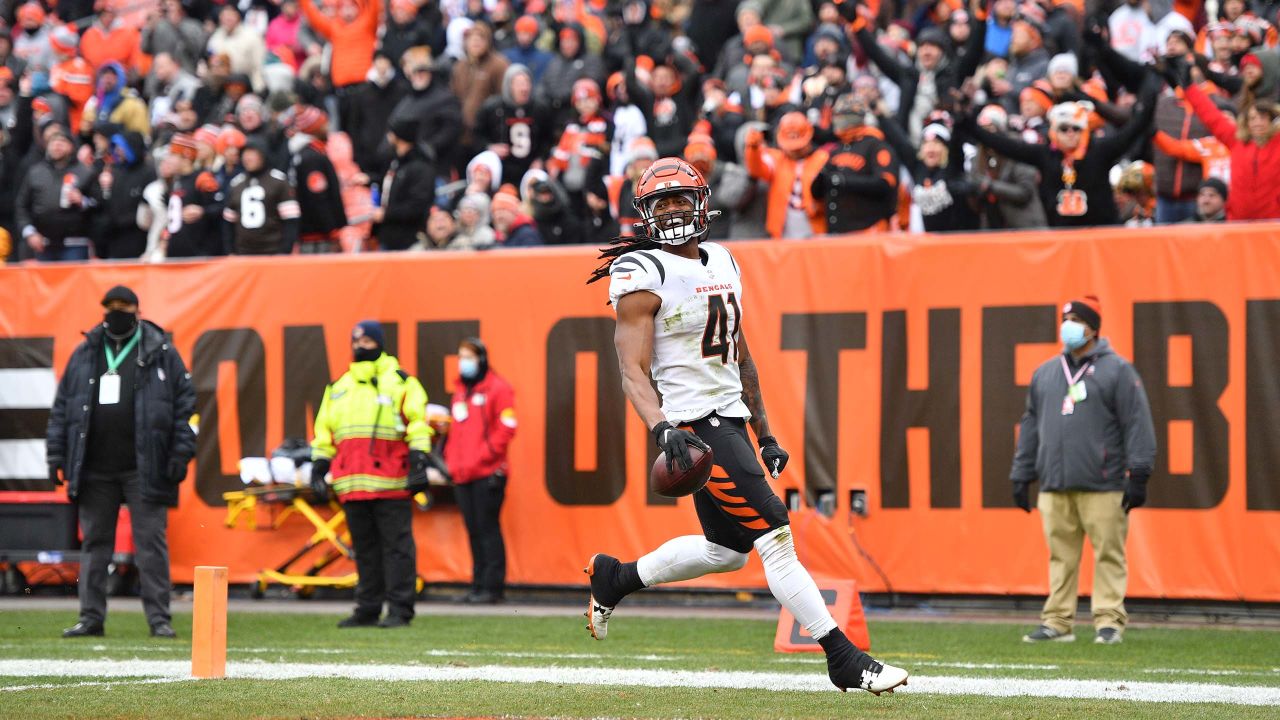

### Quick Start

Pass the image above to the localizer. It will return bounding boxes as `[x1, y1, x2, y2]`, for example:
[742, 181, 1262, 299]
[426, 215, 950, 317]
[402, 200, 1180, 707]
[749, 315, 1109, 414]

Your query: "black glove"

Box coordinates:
[1154, 58, 1183, 88]
[758, 436, 789, 478]
[310, 458, 332, 503]
[1122, 469, 1149, 513]
[407, 450, 431, 494]
[1012, 480, 1032, 512]
[167, 458, 189, 484]
[48, 462, 64, 487]
[652, 420, 711, 472]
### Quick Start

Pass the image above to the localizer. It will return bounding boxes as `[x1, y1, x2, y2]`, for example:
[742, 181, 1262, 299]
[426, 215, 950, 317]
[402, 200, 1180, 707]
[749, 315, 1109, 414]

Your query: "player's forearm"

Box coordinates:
[739, 355, 772, 440]
[621, 367, 667, 431]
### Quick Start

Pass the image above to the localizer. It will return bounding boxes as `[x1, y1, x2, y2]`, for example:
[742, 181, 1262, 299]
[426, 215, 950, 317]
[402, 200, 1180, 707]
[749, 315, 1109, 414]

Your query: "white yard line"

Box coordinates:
[0, 659, 1277, 705]
[0, 678, 187, 693]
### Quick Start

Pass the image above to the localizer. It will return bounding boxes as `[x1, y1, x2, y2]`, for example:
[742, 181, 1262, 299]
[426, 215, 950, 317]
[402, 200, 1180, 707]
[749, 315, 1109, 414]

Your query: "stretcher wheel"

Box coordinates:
[251, 579, 267, 599]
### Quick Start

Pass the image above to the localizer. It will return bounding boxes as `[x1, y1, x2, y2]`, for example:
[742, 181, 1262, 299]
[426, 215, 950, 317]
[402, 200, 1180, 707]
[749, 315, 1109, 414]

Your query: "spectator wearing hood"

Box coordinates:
[208, 6, 267, 92]
[452, 192, 496, 249]
[503, 15, 553, 82]
[490, 186, 543, 246]
[300, 0, 380, 90]
[451, 21, 510, 161]
[387, 46, 463, 169]
[547, 78, 612, 214]
[348, 52, 409, 176]
[477, 64, 552, 185]
[223, 138, 301, 255]
[373, 117, 437, 251]
[13, 2, 55, 74]
[852, 1, 987, 143]
[17, 128, 95, 261]
[80, 0, 145, 73]
[463, 149, 503, 200]
[81, 63, 151, 140]
[87, 131, 155, 258]
[288, 106, 348, 252]
[526, 172, 585, 244]
[141, 1, 207, 74]
[1184, 177, 1227, 222]
[537, 23, 606, 123]
[381, 0, 444, 65]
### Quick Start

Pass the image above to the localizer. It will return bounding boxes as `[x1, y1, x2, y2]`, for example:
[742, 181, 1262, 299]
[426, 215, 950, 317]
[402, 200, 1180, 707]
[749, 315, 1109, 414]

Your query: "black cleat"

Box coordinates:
[150, 622, 177, 638]
[62, 621, 104, 638]
[822, 629, 909, 695]
[377, 615, 411, 629]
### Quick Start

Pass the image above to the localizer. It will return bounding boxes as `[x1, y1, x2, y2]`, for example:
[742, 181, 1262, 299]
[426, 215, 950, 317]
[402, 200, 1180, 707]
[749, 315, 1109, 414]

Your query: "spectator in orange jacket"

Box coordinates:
[443, 337, 517, 604]
[80, 0, 147, 74]
[49, 25, 94, 133]
[742, 112, 830, 238]
[300, 0, 382, 89]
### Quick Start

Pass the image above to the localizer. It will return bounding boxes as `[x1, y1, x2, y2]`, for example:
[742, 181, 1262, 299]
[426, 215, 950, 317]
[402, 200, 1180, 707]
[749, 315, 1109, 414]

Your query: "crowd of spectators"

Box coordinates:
[0, 0, 1273, 261]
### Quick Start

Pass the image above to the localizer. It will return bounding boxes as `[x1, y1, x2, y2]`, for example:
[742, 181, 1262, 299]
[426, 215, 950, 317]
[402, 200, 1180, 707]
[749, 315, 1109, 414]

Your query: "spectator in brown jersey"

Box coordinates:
[224, 141, 301, 254]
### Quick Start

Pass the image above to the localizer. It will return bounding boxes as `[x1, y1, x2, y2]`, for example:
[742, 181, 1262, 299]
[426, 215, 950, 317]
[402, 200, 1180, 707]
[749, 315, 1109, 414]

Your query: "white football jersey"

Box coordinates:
[609, 242, 749, 423]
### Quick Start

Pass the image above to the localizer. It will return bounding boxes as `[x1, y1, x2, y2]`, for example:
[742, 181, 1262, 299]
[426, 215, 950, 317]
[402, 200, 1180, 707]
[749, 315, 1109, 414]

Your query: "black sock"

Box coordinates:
[817, 628, 850, 656]
[608, 561, 645, 605]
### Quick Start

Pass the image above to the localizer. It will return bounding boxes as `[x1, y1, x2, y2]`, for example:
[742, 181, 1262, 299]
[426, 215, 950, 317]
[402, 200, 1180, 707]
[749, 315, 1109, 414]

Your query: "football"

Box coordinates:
[651, 445, 714, 498]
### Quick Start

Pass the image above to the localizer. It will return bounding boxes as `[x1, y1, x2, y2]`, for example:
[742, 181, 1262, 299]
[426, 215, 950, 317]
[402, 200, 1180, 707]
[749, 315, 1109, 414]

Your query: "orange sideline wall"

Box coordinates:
[3, 223, 1279, 602]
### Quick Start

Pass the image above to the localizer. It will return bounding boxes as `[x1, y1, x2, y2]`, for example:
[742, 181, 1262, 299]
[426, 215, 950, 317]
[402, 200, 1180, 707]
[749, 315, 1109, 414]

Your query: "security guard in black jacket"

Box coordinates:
[46, 285, 196, 639]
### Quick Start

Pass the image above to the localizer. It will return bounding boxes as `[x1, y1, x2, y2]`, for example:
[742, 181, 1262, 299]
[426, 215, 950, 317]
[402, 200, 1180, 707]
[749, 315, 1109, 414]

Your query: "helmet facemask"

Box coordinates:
[640, 189, 709, 245]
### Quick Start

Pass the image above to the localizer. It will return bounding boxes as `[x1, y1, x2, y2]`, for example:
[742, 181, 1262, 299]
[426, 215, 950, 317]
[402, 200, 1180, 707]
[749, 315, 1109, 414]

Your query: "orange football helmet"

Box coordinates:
[632, 157, 714, 244]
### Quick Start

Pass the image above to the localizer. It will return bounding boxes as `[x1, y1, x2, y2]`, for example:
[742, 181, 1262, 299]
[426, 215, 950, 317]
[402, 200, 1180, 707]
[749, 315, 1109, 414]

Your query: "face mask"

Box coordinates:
[353, 346, 381, 363]
[1060, 320, 1089, 351]
[103, 309, 137, 337]
[459, 357, 480, 379]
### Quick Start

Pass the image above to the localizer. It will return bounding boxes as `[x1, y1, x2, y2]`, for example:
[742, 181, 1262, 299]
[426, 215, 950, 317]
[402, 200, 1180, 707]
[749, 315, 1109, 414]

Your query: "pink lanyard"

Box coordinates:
[1060, 356, 1090, 387]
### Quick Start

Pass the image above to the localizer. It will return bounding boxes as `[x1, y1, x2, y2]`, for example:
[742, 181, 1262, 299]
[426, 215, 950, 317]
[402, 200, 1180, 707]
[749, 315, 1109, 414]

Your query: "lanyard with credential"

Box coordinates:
[1060, 356, 1091, 387]
[104, 330, 141, 375]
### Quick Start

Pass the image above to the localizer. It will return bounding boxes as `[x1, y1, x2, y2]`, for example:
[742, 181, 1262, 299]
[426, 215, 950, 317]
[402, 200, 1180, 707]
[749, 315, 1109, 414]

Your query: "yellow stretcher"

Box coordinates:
[222, 482, 430, 598]
[222, 484, 359, 598]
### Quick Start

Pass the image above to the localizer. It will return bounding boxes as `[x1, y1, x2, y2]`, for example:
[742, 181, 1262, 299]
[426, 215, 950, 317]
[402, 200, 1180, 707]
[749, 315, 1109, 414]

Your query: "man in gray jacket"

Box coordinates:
[1011, 296, 1156, 645]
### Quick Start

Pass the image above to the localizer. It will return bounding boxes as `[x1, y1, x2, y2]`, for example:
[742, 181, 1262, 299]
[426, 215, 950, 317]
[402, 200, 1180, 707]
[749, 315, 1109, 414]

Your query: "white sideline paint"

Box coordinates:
[1, 659, 1279, 705]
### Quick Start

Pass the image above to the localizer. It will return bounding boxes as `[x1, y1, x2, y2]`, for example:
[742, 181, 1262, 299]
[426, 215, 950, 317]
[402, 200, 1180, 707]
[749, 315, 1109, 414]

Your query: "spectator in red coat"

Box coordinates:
[443, 337, 517, 604]
[1177, 70, 1280, 221]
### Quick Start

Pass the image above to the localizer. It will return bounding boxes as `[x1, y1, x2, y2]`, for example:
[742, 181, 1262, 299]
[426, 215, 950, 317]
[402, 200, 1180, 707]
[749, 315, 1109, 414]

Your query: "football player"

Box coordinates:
[583, 158, 909, 695]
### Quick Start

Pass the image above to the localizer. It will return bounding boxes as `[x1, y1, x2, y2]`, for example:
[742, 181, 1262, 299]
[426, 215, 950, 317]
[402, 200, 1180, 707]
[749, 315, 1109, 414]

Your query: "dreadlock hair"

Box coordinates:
[586, 234, 663, 285]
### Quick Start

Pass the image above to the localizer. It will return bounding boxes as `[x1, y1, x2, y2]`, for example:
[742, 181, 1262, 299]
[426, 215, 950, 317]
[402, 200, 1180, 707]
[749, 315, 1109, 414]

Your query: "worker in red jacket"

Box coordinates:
[443, 337, 517, 604]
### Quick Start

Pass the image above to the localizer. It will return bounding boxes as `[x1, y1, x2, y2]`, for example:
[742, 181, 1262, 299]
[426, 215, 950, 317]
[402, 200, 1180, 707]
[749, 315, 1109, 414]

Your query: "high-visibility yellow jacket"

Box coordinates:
[311, 353, 431, 501]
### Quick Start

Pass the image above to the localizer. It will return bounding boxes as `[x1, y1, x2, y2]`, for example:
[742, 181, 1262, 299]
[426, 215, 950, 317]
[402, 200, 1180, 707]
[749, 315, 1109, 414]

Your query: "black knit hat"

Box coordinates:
[1200, 177, 1228, 202]
[1062, 296, 1101, 331]
[101, 285, 138, 307]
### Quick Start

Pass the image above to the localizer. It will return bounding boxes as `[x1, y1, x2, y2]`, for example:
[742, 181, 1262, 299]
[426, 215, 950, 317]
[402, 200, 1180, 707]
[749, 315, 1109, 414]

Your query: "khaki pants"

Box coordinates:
[1038, 490, 1128, 634]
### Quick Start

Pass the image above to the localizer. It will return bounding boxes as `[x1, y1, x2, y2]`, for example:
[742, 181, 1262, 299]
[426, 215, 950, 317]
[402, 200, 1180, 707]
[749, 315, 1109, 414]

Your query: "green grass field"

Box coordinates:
[1, 607, 1277, 719]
